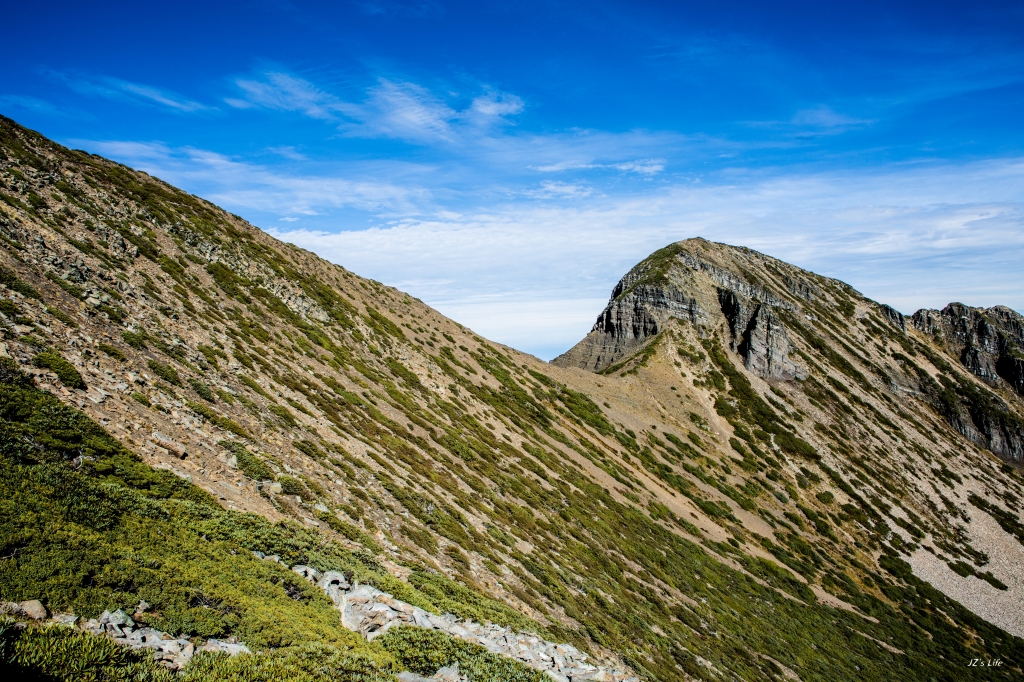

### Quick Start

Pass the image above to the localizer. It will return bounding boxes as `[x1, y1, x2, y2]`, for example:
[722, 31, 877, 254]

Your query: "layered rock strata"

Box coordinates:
[552, 242, 802, 380]
[912, 303, 1024, 396]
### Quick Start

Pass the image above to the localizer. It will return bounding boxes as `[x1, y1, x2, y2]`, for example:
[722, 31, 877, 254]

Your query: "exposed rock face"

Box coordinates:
[879, 304, 907, 333]
[552, 280, 704, 372]
[739, 304, 803, 381]
[909, 303, 1024, 461]
[553, 241, 801, 380]
[911, 303, 1024, 395]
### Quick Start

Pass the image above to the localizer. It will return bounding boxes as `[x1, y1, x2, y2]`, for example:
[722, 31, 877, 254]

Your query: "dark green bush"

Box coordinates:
[188, 401, 248, 438]
[236, 450, 274, 481]
[147, 359, 181, 386]
[0, 619, 173, 681]
[189, 378, 216, 402]
[32, 352, 85, 389]
[122, 330, 147, 349]
[0, 265, 41, 299]
[278, 475, 311, 499]
[97, 343, 126, 362]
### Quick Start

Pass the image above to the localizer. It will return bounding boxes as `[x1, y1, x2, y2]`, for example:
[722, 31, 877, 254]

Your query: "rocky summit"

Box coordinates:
[1, 114, 1024, 681]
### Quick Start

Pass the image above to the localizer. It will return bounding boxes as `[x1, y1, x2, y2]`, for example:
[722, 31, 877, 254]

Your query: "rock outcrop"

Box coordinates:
[3, 603, 252, 671]
[911, 303, 1024, 395]
[278, 556, 637, 682]
[909, 303, 1024, 462]
[553, 240, 802, 380]
[718, 291, 803, 381]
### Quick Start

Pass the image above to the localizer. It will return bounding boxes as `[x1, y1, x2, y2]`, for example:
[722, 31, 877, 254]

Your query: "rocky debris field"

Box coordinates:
[1, 599, 250, 670]
[279, 554, 637, 682]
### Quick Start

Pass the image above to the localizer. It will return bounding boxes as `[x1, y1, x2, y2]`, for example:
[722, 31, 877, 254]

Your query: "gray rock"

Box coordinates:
[433, 663, 460, 682]
[50, 613, 78, 627]
[17, 600, 47, 620]
[552, 241, 804, 376]
[879, 304, 906, 332]
[201, 638, 251, 655]
[292, 565, 322, 583]
[910, 303, 1024, 461]
[397, 673, 434, 682]
[127, 627, 164, 644]
[100, 609, 134, 627]
[736, 304, 803, 381]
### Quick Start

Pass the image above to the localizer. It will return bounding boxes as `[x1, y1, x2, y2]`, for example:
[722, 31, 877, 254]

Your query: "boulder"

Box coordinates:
[292, 565, 322, 583]
[397, 673, 434, 682]
[127, 627, 164, 645]
[433, 663, 461, 682]
[200, 638, 251, 655]
[18, 600, 47, 620]
[100, 609, 134, 627]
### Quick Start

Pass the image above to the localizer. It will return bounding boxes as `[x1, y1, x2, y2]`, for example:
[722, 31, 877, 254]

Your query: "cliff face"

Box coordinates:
[908, 304, 1024, 460]
[552, 241, 812, 381]
[912, 303, 1024, 396]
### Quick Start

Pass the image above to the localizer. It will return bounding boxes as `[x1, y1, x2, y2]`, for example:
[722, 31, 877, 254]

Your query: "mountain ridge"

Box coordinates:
[2, 114, 1024, 681]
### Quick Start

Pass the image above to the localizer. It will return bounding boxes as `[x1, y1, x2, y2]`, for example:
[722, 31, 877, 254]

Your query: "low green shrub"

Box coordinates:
[188, 401, 248, 438]
[31, 352, 85, 389]
[278, 475, 311, 498]
[0, 621, 400, 682]
[0, 618, 173, 681]
[121, 330, 147, 349]
[189, 378, 216, 402]
[97, 343, 126, 362]
[239, 452, 274, 481]
[147, 359, 181, 386]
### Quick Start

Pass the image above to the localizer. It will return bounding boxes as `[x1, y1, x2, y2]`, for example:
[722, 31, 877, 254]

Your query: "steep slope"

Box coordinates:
[2, 115, 1024, 681]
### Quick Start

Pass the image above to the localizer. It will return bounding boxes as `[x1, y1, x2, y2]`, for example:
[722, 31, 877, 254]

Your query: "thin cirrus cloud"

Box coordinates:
[744, 104, 875, 134]
[226, 71, 524, 144]
[533, 158, 666, 175]
[45, 70, 209, 113]
[222, 71, 683, 178]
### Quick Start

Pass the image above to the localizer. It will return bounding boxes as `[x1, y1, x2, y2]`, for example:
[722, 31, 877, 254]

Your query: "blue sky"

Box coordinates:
[3, 1, 1023, 359]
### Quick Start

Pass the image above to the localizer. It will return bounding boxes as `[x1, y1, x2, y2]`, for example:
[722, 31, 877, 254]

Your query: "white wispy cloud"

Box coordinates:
[226, 72, 524, 145]
[534, 157, 666, 175]
[0, 94, 79, 118]
[790, 105, 874, 129]
[267, 145, 308, 161]
[228, 72, 348, 120]
[526, 181, 594, 198]
[48, 71, 209, 113]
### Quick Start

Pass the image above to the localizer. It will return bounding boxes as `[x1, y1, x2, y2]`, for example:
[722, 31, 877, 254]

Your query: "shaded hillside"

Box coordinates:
[2, 115, 1024, 680]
